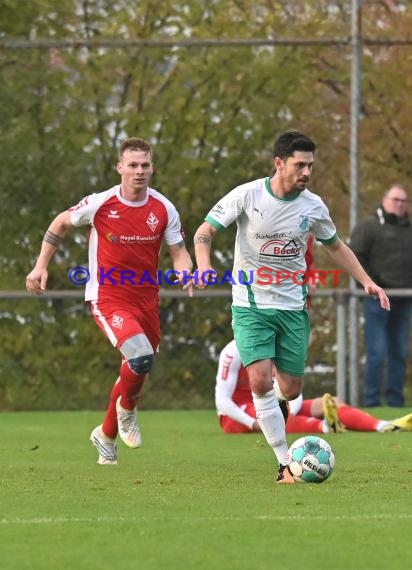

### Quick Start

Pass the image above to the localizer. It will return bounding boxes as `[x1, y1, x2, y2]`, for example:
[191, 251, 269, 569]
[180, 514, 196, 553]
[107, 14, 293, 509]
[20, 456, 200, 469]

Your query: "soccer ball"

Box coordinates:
[285, 436, 335, 483]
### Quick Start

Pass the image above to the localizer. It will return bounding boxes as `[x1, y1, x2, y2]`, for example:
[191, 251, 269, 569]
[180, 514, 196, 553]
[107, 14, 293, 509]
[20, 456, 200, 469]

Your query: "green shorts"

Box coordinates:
[232, 305, 310, 376]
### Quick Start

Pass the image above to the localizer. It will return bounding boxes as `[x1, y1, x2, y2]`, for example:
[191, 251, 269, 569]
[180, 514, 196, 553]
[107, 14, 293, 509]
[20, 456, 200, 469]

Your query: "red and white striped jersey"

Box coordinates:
[69, 184, 184, 307]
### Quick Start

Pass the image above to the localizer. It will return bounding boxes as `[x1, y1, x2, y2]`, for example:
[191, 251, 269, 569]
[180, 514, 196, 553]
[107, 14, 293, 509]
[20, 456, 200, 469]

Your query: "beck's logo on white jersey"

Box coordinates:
[259, 238, 301, 262]
[146, 212, 159, 232]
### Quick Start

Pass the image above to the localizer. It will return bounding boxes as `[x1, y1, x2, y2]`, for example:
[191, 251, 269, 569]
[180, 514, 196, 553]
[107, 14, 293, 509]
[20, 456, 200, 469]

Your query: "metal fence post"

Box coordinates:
[336, 290, 347, 401]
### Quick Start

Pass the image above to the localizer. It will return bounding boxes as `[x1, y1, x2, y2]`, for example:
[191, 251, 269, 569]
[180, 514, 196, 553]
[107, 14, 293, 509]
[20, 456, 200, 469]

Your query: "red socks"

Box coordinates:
[102, 378, 121, 439]
[118, 360, 145, 410]
[286, 415, 323, 433]
[337, 405, 379, 431]
[102, 361, 146, 439]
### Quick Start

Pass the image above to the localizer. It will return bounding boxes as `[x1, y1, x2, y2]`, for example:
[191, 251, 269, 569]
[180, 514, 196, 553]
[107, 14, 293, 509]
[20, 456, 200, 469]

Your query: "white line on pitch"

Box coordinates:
[1, 513, 411, 525]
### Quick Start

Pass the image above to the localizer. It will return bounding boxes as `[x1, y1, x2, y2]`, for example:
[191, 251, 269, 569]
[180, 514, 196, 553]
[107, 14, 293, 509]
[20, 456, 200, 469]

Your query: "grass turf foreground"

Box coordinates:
[0, 409, 411, 570]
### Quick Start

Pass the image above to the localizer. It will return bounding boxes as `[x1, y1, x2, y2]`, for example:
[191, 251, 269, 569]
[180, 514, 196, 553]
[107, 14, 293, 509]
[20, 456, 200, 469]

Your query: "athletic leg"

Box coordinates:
[337, 404, 380, 431]
[102, 376, 121, 439]
[118, 337, 153, 411]
[233, 307, 308, 484]
[286, 414, 323, 433]
[239, 357, 291, 472]
[115, 333, 154, 448]
[310, 395, 381, 432]
[91, 302, 159, 450]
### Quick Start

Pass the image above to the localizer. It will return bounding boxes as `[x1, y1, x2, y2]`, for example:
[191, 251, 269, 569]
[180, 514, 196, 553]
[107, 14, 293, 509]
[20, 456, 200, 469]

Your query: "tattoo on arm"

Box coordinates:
[194, 234, 212, 245]
[43, 230, 63, 248]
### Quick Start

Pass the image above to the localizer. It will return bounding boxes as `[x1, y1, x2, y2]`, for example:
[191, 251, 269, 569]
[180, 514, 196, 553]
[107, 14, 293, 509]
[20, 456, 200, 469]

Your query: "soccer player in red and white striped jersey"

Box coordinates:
[216, 340, 412, 434]
[26, 137, 194, 464]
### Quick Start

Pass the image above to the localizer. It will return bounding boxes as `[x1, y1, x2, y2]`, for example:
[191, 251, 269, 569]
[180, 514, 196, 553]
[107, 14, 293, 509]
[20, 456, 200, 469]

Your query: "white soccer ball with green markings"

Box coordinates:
[286, 436, 335, 483]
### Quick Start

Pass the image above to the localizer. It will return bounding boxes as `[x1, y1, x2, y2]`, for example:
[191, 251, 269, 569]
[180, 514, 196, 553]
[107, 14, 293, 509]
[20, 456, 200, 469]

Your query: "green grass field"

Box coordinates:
[1, 409, 411, 570]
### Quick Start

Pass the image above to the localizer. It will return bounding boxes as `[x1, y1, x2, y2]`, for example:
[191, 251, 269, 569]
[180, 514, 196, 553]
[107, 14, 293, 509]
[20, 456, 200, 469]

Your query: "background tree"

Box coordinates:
[1, 0, 411, 410]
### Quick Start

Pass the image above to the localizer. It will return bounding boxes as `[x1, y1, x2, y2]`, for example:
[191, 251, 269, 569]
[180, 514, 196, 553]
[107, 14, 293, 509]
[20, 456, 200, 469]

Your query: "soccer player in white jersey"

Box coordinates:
[26, 137, 194, 465]
[194, 130, 390, 484]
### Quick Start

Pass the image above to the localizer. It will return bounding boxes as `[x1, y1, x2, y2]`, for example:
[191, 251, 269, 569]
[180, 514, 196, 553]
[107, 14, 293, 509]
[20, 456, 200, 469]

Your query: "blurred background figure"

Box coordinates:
[350, 184, 412, 407]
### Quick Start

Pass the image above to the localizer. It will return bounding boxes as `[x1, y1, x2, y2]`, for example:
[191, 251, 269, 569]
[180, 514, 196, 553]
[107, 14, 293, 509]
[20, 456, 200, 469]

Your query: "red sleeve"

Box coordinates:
[305, 234, 315, 276]
[305, 234, 315, 310]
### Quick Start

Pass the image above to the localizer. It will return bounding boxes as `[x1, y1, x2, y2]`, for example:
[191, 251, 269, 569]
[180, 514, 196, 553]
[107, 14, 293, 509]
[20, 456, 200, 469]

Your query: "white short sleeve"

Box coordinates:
[205, 186, 246, 229]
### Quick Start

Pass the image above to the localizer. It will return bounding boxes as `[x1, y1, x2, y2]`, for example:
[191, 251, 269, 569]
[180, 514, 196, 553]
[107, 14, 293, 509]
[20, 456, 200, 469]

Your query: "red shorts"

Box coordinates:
[219, 402, 256, 434]
[90, 300, 160, 351]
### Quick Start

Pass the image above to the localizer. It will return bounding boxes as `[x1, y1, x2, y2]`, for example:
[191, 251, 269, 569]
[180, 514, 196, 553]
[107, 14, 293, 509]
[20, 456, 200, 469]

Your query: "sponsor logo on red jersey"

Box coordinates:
[106, 232, 120, 243]
[106, 233, 160, 243]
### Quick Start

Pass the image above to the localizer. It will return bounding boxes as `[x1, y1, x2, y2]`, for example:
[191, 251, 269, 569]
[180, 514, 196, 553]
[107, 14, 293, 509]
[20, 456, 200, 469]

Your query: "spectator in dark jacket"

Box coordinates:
[351, 184, 412, 407]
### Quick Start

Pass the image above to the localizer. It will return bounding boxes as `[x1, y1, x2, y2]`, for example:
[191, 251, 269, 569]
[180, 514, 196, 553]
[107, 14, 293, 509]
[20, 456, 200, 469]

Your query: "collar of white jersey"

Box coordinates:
[265, 177, 303, 201]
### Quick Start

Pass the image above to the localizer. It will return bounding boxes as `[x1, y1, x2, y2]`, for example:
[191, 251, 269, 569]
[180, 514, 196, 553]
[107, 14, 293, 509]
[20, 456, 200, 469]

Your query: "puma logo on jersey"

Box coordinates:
[146, 212, 159, 232]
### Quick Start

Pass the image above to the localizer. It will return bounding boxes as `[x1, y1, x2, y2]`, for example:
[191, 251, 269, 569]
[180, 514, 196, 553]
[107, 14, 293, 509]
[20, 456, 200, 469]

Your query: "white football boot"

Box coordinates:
[90, 425, 117, 465]
[116, 397, 142, 448]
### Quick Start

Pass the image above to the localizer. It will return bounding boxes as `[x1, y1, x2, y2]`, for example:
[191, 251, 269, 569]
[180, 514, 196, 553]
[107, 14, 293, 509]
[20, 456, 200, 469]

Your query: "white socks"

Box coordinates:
[376, 420, 389, 432]
[322, 419, 331, 433]
[272, 378, 287, 401]
[252, 388, 288, 466]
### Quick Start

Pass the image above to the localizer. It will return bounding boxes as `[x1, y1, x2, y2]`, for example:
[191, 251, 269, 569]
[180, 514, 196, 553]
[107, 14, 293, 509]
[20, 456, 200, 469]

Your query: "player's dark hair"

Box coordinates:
[272, 131, 316, 159]
[119, 137, 152, 160]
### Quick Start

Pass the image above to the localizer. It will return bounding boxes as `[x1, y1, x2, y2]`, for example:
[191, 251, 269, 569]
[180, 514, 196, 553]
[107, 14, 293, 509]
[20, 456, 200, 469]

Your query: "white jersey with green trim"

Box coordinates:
[205, 177, 337, 310]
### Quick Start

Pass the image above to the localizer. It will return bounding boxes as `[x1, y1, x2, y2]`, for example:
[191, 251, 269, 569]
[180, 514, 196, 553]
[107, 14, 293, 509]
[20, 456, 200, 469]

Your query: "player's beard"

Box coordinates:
[294, 179, 308, 192]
